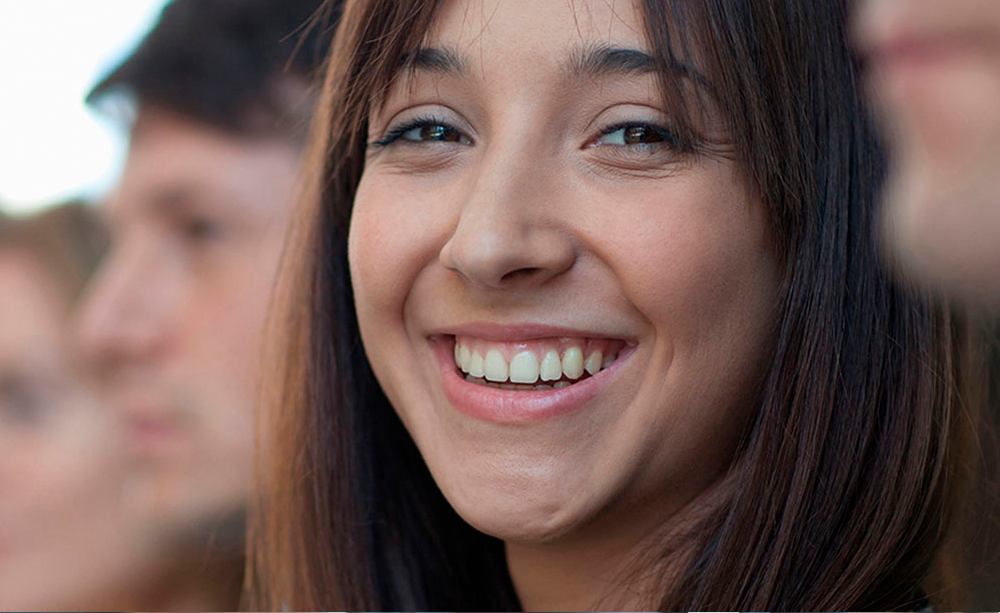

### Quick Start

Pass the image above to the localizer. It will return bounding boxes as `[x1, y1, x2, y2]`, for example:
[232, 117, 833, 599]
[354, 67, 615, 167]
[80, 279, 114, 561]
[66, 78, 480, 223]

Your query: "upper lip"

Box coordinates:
[856, 9, 984, 65]
[428, 321, 637, 343]
[862, 31, 973, 64]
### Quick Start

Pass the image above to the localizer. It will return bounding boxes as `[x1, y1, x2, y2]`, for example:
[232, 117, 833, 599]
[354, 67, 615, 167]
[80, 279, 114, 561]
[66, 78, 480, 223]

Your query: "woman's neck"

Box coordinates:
[506, 526, 658, 611]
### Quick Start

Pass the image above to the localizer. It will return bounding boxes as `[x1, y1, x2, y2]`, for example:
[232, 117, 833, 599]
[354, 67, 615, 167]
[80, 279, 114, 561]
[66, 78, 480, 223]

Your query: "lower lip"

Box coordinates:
[432, 338, 634, 424]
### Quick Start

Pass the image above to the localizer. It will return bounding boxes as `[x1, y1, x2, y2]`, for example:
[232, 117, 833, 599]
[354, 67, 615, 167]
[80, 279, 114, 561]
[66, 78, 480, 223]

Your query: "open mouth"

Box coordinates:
[451, 334, 626, 391]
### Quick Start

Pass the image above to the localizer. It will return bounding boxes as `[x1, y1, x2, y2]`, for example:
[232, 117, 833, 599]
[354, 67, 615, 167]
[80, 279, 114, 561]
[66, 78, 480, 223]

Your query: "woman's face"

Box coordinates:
[0, 251, 142, 610]
[350, 0, 781, 542]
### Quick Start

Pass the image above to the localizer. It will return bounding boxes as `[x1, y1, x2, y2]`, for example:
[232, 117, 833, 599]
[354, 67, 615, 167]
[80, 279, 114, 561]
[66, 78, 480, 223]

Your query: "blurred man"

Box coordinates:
[856, 0, 1000, 305]
[78, 0, 338, 608]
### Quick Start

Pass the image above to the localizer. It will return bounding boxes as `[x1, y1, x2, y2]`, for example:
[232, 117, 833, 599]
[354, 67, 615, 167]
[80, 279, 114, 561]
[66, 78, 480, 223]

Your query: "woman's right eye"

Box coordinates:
[372, 118, 472, 148]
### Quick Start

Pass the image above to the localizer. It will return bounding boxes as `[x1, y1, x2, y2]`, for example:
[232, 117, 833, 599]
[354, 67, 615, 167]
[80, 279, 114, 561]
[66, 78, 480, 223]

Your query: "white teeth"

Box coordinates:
[454, 339, 621, 387]
[484, 349, 508, 382]
[509, 350, 540, 384]
[540, 350, 562, 381]
[468, 350, 485, 378]
[584, 350, 603, 376]
[459, 345, 472, 373]
[561, 347, 584, 380]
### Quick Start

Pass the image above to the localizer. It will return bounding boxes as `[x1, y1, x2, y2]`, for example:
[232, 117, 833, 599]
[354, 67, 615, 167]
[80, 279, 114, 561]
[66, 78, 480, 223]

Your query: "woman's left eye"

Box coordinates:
[592, 123, 677, 148]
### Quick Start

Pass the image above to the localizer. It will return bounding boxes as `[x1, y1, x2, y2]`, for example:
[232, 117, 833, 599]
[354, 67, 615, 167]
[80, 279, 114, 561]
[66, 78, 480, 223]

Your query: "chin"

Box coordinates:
[429, 449, 608, 543]
[884, 165, 1000, 305]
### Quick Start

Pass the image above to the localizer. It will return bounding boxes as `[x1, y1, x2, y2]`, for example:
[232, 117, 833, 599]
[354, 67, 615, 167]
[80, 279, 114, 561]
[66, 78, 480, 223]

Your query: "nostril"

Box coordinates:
[500, 267, 543, 283]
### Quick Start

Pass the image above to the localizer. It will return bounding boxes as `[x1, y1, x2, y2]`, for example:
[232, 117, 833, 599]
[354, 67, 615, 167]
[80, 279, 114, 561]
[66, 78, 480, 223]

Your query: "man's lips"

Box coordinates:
[110, 394, 189, 456]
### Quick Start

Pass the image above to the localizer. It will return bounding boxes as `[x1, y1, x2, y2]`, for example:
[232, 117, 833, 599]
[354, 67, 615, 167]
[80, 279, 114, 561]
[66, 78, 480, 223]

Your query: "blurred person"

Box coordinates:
[77, 0, 339, 609]
[0, 202, 150, 611]
[856, 0, 1000, 304]
[856, 3, 1000, 609]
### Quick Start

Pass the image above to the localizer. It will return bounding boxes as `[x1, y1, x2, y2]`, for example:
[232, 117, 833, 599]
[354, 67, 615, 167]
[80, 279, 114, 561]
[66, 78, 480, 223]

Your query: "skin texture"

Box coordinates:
[0, 252, 146, 611]
[348, 0, 781, 609]
[856, 0, 1000, 304]
[76, 107, 300, 545]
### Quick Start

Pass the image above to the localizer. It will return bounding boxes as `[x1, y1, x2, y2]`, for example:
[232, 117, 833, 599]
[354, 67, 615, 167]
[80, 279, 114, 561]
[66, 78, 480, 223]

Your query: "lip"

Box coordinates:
[429, 323, 637, 424]
[860, 28, 987, 113]
[865, 33, 979, 70]
[113, 395, 187, 457]
[431, 321, 638, 343]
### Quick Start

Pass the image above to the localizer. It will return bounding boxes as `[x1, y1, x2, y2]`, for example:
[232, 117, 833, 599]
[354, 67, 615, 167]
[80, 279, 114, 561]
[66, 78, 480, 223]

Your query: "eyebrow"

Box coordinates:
[567, 45, 657, 76]
[401, 45, 469, 75]
[401, 44, 712, 93]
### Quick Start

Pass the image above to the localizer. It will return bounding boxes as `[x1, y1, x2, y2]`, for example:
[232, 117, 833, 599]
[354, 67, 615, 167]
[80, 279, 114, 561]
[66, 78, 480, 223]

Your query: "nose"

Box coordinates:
[75, 240, 174, 369]
[438, 147, 576, 290]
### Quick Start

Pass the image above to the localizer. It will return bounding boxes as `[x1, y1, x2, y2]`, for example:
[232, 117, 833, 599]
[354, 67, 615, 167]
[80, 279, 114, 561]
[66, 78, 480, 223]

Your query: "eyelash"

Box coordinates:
[370, 115, 469, 148]
[370, 116, 681, 154]
[595, 121, 681, 150]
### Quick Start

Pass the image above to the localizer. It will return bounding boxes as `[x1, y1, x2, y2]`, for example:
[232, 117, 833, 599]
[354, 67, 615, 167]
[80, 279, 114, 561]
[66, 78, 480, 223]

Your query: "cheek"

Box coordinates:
[349, 174, 450, 331]
[584, 174, 778, 352]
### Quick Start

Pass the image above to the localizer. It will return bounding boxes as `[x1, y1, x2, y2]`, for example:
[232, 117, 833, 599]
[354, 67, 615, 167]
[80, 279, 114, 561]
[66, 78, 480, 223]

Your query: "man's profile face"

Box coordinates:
[77, 106, 300, 539]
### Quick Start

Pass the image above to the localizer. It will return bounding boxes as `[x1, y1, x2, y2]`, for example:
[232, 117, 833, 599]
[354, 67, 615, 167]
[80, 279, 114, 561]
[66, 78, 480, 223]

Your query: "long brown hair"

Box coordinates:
[249, 0, 980, 610]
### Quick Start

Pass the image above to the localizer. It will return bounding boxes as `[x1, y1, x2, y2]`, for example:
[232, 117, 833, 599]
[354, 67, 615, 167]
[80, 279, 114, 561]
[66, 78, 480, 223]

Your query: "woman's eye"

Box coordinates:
[593, 123, 677, 148]
[373, 118, 472, 148]
[401, 123, 468, 144]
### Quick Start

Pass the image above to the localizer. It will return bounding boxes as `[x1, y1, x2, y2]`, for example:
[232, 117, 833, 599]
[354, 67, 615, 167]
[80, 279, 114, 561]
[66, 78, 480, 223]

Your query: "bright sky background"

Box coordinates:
[0, 0, 170, 215]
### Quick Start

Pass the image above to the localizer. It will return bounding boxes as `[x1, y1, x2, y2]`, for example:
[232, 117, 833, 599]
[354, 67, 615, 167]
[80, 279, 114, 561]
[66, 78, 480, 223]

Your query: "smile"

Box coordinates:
[452, 335, 625, 390]
[432, 330, 634, 424]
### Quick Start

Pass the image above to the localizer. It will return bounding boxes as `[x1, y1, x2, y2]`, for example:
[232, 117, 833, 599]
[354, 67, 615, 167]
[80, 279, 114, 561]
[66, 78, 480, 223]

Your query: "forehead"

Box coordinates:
[109, 108, 301, 224]
[427, 0, 647, 64]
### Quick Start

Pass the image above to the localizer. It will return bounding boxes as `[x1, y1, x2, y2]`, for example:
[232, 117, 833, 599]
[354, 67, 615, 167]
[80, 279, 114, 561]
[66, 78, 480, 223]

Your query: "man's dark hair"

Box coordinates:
[88, 0, 340, 140]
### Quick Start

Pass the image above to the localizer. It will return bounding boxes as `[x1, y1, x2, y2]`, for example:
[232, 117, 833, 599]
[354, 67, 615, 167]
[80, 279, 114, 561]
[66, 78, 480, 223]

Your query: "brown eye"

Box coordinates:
[622, 125, 664, 144]
[594, 123, 678, 148]
[373, 119, 472, 147]
[419, 124, 464, 142]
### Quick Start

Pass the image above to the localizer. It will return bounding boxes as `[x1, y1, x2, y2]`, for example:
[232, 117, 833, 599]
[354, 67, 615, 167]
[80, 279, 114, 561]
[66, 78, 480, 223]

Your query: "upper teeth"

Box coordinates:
[452, 337, 621, 385]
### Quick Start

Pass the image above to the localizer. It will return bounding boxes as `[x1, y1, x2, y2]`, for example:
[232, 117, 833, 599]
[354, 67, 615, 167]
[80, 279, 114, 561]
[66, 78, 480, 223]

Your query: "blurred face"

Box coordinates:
[77, 108, 300, 539]
[0, 252, 141, 610]
[856, 0, 1000, 304]
[350, 0, 780, 545]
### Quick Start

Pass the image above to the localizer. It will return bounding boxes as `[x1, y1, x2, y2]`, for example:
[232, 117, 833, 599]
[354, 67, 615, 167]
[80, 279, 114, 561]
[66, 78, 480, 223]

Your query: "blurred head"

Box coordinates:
[856, 0, 1000, 305]
[0, 203, 144, 611]
[253, 0, 977, 610]
[78, 0, 339, 549]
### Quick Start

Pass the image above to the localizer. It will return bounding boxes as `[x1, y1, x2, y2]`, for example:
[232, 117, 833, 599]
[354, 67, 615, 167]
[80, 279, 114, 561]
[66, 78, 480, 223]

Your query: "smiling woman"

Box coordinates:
[249, 0, 981, 611]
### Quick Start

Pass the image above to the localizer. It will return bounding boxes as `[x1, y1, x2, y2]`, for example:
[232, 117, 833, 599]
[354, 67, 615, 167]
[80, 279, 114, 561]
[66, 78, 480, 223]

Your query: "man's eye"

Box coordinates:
[181, 218, 223, 243]
[594, 123, 677, 147]
[0, 381, 48, 427]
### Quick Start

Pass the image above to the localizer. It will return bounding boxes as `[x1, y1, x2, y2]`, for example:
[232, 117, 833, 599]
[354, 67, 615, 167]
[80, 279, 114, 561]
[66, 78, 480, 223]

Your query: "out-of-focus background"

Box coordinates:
[0, 0, 169, 215]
